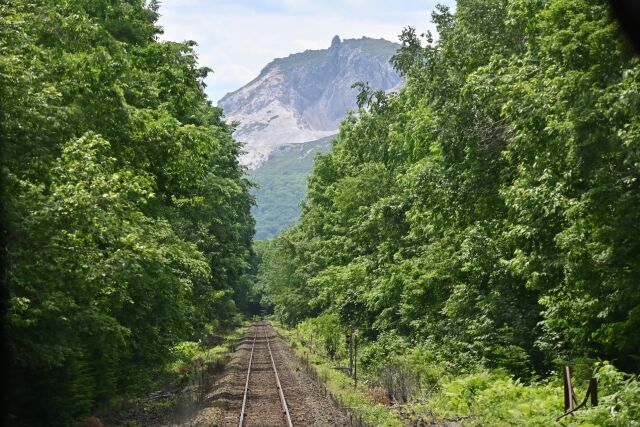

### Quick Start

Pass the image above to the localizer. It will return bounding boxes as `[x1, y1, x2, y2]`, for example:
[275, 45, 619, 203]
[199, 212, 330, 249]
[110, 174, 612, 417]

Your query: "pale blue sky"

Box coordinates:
[157, 1, 456, 103]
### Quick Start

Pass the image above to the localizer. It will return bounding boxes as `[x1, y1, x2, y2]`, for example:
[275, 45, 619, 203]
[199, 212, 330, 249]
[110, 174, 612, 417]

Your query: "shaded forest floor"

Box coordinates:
[100, 328, 244, 426]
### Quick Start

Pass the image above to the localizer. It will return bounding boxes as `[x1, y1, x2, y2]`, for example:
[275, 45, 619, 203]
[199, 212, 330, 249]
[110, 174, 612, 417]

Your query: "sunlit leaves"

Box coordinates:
[260, 0, 640, 381]
[2, 1, 253, 423]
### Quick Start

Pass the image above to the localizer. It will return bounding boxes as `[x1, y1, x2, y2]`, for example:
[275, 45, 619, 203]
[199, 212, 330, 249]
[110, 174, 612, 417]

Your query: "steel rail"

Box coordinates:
[238, 329, 257, 427]
[265, 326, 294, 427]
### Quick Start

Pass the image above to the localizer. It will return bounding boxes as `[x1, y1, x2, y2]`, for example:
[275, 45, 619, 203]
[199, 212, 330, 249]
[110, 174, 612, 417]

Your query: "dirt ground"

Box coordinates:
[168, 322, 350, 427]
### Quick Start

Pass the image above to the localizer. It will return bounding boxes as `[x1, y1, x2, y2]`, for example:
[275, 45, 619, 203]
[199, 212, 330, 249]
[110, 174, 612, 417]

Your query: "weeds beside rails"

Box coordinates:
[273, 325, 403, 427]
[274, 324, 640, 426]
[165, 325, 249, 410]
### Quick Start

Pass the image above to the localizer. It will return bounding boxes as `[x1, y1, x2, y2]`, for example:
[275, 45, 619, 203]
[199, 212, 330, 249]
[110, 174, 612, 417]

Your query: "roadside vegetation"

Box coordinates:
[102, 325, 248, 426]
[279, 318, 640, 426]
[259, 1, 640, 425]
[275, 324, 404, 427]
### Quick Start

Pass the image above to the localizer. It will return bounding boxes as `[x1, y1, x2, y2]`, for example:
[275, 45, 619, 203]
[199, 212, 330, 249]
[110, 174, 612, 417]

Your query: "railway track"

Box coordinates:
[238, 323, 294, 427]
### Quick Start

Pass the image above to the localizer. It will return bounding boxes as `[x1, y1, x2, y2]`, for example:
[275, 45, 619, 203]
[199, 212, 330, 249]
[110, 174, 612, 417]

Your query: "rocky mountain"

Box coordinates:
[218, 35, 402, 168]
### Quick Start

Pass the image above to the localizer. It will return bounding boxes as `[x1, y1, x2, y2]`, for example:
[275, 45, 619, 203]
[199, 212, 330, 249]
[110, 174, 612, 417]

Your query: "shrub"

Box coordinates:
[579, 362, 640, 426]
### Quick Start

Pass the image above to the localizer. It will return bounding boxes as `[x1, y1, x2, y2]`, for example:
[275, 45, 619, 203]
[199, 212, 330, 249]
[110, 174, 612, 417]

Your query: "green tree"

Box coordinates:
[1, 0, 254, 424]
[260, 0, 640, 381]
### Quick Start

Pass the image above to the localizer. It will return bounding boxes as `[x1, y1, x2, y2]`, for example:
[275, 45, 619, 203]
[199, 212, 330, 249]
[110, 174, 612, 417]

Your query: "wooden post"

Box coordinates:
[563, 366, 575, 412]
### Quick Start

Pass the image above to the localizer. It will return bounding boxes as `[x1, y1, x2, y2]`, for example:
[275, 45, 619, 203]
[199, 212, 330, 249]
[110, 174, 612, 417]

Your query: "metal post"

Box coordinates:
[354, 330, 357, 387]
[347, 324, 354, 377]
[557, 369, 599, 421]
[349, 338, 353, 377]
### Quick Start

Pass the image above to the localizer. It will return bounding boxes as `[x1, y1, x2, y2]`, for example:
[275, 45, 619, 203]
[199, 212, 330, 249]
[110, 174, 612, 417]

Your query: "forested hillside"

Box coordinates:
[1, 1, 254, 425]
[250, 136, 333, 240]
[260, 0, 640, 417]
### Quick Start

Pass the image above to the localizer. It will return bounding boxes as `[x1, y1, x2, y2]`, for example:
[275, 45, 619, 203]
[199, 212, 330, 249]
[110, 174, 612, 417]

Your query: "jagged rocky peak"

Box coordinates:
[218, 35, 403, 169]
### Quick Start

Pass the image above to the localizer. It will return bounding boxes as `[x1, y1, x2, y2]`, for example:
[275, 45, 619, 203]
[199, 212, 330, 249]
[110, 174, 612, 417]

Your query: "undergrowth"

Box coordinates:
[167, 325, 247, 386]
[275, 324, 404, 426]
[277, 319, 640, 426]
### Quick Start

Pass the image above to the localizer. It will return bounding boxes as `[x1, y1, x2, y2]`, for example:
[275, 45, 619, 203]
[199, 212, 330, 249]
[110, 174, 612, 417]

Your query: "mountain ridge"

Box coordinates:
[219, 36, 402, 168]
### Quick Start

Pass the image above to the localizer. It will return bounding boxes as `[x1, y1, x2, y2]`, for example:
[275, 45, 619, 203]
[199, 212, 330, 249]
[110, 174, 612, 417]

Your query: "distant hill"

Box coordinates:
[219, 35, 401, 169]
[249, 136, 334, 240]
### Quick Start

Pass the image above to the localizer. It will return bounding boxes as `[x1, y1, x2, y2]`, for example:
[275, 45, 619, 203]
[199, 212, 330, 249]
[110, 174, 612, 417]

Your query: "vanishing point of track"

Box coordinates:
[239, 323, 294, 427]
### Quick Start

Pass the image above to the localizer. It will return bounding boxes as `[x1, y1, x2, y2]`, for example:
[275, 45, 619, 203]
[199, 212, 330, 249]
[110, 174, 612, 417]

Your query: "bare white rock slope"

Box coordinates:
[218, 35, 402, 169]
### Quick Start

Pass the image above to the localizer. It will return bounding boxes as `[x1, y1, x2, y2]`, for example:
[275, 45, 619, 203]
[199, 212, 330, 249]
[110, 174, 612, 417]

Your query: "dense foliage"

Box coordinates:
[1, 1, 254, 424]
[260, 0, 640, 383]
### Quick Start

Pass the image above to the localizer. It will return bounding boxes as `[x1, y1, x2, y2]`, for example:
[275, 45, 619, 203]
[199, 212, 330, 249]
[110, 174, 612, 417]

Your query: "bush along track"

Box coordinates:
[275, 321, 640, 427]
[102, 325, 248, 426]
[275, 324, 404, 427]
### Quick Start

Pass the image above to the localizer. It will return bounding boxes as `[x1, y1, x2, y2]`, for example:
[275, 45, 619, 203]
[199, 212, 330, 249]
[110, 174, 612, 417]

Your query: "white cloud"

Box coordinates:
[157, 0, 453, 103]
